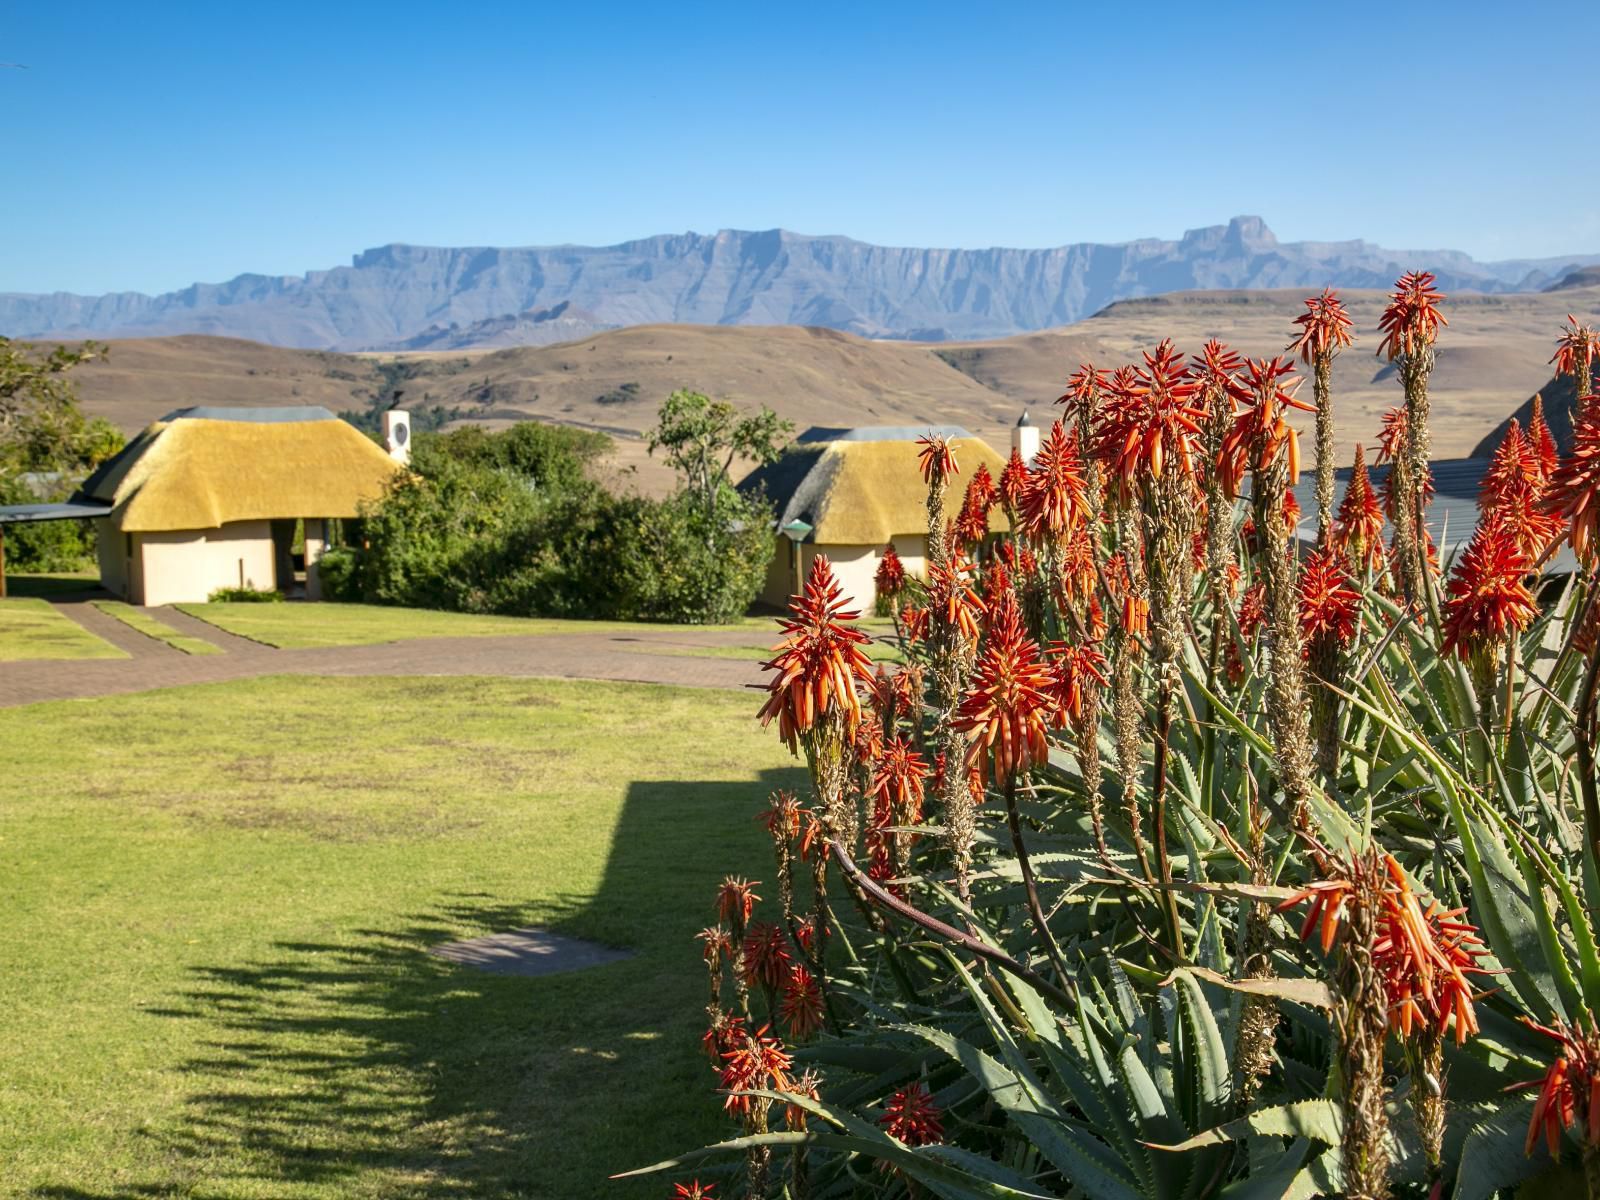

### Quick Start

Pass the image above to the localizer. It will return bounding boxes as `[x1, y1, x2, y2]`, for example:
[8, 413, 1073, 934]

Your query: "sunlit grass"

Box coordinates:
[0, 596, 124, 660]
[0, 674, 800, 1198]
[176, 601, 777, 649]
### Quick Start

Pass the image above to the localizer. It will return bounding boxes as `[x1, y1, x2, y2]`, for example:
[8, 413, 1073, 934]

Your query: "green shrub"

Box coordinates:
[0, 478, 97, 572]
[311, 545, 361, 601]
[207, 586, 284, 603]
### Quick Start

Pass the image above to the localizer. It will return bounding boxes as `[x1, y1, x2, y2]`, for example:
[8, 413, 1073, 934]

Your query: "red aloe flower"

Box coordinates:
[714, 877, 761, 927]
[953, 592, 1057, 782]
[703, 1013, 747, 1064]
[782, 1069, 823, 1132]
[1288, 288, 1355, 363]
[854, 710, 885, 765]
[870, 735, 929, 827]
[1225, 582, 1268, 685]
[1544, 394, 1600, 566]
[1377, 271, 1448, 360]
[719, 1024, 793, 1114]
[875, 544, 907, 597]
[1192, 338, 1246, 396]
[1059, 361, 1107, 413]
[1216, 357, 1310, 498]
[1046, 639, 1109, 728]
[1057, 520, 1098, 608]
[1104, 552, 1149, 641]
[759, 555, 875, 751]
[916, 434, 959, 486]
[880, 1082, 945, 1146]
[779, 964, 824, 1041]
[1019, 420, 1087, 540]
[1515, 1016, 1600, 1158]
[1530, 394, 1561, 483]
[671, 1180, 716, 1199]
[1334, 445, 1387, 575]
[759, 790, 802, 842]
[696, 924, 732, 969]
[965, 461, 997, 510]
[900, 604, 929, 643]
[1375, 405, 1435, 517]
[1551, 314, 1599, 382]
[741, 921, 791, 991]
[954, 465, 997, 545]
[1441, 519, 1539, 658]
[1482, 421, 1564, 560]
[1092, 340, 1205, 497]
[925, 552, 985, 642]
[998, 446, 1030, 511]
[1278, 852, 1487, 1044]
[1298, 548, 1362, 649]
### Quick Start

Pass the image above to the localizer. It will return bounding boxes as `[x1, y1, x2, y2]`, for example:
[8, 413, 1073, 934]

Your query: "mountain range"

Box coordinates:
[5, 217, 1599, 351]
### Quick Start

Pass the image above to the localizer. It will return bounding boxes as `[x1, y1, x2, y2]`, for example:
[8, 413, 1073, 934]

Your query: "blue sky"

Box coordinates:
[4, 1, 1597, 294]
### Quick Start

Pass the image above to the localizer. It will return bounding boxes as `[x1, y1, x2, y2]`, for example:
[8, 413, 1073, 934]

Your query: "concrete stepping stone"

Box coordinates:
[429, 928, 631, 978]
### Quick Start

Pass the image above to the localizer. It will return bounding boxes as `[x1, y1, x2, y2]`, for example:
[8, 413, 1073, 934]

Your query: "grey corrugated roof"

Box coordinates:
[1288, 456, 1581, 574]
[795, 424, 971, 444]
[0, 501, 113, 525]
[159, 405, 338, 423]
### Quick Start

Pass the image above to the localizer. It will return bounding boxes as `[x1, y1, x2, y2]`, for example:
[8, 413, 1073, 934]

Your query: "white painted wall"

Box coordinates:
[95, 519, 129, 599]
[759, 534, 929, 615]
[133, 519, 277, 605]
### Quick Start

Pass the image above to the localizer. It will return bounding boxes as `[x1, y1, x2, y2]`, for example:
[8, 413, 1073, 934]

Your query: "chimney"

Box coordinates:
[381, 409, 412, 465]
[1011, 409, 1039, 464]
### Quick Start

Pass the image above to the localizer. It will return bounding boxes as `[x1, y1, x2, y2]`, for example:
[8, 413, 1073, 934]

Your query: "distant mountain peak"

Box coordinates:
[3, 219, 1597, 351]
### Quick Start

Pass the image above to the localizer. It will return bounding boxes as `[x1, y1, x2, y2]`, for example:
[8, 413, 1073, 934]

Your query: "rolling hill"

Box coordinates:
[55, 283, 1600, 496]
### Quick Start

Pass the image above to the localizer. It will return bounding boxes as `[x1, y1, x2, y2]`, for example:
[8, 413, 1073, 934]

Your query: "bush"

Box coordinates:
[609, 490, 774, 623]
[207, 586, 284, 603]
[0, 478, 97, 572]
[325, 420, 775, 624]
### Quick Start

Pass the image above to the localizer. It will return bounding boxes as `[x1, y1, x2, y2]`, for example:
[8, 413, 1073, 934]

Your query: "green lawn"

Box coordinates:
[177, 601, 775, 649]
[0, 596, 125, 660]
[0, 674, 800, 1198]
[92, 600, 225, 655]
[4, 569, 100, 598]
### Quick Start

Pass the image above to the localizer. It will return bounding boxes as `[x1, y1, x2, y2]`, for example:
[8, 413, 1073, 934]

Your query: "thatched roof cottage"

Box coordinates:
[739, 425, 1012, 613]
[73, 406, 403, 605]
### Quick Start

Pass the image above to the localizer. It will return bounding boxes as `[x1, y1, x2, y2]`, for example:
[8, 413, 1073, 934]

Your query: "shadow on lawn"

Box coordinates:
[36, 768, 802, 1200]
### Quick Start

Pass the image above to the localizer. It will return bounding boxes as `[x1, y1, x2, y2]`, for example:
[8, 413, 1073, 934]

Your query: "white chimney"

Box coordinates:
[1011, 409, 1040, 464]
[381, 409, 412, 465]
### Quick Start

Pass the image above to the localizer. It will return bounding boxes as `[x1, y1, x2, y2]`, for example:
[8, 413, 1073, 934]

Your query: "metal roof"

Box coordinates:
[1288, 456, 1581, 575]
[0, 501, 113, 525]
[158, 405, 339, 424]
[794, 424, 972, 445]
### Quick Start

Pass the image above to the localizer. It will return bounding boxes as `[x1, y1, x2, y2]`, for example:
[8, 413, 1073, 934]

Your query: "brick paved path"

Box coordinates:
[1, 601, 770, 708]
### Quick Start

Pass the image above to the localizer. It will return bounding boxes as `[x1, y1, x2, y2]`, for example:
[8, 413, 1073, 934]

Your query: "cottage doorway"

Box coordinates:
[270, 520, 298, 596]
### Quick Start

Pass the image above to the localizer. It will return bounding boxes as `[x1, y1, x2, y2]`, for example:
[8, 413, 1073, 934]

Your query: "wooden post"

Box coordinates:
[0, 525, 8, 598]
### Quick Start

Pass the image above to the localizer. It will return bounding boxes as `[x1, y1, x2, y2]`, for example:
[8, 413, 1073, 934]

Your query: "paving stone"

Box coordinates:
[429, 928, 632, 977]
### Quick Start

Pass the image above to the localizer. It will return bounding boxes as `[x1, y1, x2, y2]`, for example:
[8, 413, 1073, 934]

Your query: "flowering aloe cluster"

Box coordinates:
[627, 283, 1600, 1200]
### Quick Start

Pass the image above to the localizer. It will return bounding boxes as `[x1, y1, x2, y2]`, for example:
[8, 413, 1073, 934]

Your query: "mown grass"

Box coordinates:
[0, 596, 125, 660]
[0, 674, 800, 1198]
[176, 601, 776, 649]
[4, 570, 99, 598]
[92, 600, 224, 655]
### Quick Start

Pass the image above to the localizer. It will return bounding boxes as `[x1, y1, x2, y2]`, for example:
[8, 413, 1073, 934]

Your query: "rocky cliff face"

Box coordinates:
[4, 217, 1596, 350]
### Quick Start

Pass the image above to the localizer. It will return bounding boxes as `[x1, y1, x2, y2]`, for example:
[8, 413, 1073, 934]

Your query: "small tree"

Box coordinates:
[647, 390, 792, 535]
[0, 338, 107, 483]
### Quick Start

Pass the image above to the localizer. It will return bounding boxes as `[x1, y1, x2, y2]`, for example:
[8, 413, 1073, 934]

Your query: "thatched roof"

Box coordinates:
[77, 406, 403, 533]
[740, 425, 1010, 545]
